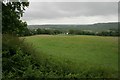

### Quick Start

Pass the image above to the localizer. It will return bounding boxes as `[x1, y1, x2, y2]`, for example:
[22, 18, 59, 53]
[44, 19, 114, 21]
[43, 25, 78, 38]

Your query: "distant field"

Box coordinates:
[24, 35, 118, 77]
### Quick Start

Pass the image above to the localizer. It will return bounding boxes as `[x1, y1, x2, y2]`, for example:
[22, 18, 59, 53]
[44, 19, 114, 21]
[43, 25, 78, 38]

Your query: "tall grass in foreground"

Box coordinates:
[2, 34, 119, 79]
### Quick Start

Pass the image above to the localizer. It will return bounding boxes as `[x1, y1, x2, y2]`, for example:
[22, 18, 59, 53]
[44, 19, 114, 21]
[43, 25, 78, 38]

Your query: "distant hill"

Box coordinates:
[28, 22, 118, 32]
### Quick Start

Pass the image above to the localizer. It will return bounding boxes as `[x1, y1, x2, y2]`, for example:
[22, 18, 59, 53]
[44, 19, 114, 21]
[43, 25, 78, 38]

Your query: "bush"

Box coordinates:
[2, 34, 41, 79]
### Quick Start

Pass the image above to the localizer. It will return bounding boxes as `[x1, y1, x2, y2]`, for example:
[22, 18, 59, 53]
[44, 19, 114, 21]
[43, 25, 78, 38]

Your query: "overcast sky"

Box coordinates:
[22, 1, 118, 25]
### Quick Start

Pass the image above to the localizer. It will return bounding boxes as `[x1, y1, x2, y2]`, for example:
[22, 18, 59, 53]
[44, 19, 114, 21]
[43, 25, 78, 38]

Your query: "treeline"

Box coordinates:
[97, 29, 119, 36]
[20, 28, 62, 36]
[21, 28, 119, 37]
[68, 29, 119, 36]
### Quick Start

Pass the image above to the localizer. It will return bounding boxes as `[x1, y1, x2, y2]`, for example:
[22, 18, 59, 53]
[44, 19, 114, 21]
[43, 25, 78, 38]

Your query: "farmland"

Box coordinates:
[24, 35, 118, 78]
[2, 1, 119, 79]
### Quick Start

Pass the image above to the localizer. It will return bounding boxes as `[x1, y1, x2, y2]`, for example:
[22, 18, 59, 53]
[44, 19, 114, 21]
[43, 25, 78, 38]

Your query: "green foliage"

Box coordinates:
[2, 34, 30, 79]
[2, 1, 29, 36]
[97, 29, 119, 36]
[23, 28, 62, 36]
[68, 29, 95, 35]
[68, 29, 119, 36]
[2, 34, 45, 79]
[23, 28, 119, 37]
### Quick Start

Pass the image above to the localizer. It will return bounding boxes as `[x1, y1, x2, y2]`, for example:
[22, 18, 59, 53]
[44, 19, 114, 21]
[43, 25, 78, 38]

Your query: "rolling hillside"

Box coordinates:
[28, 22, 118, 32]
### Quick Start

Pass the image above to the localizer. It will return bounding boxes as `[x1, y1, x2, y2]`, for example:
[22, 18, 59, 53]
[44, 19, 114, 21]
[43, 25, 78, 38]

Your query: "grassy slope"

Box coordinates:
[24, 35, 118, 76]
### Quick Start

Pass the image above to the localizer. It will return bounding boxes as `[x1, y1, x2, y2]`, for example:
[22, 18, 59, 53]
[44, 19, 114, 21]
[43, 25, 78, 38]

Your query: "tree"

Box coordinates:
[69, 29, 75, 34]
[2, 0, 29, 36]
[36, 28, 42, 34]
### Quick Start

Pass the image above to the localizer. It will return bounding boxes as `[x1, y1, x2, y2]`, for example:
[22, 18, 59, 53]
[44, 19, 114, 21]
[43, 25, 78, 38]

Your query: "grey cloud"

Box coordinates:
[23, 2, 118, 20]
[30, 0, 119, 2]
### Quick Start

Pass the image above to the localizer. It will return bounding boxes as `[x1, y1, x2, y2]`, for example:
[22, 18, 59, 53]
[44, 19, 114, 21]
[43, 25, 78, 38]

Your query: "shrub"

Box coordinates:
[2, 34, 42, 79]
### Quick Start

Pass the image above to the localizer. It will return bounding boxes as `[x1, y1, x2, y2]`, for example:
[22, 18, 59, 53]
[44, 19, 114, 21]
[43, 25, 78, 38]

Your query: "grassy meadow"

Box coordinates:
[24, 35, 118, 78]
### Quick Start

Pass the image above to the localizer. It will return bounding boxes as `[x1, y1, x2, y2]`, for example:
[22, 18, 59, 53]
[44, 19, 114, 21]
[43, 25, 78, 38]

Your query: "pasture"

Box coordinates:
[24, 35, 118, 78]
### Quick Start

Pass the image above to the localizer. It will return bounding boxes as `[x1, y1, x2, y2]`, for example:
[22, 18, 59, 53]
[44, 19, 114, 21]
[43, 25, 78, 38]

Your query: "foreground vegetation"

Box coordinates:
[2, 34, 118, 79]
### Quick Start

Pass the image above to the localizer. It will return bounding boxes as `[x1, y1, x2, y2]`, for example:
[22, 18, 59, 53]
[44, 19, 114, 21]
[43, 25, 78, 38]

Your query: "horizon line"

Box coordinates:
[28, 21, 118, 25]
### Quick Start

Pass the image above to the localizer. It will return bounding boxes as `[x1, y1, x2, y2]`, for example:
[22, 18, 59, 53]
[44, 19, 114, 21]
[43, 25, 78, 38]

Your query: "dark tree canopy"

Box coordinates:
[2, 0, 29, 36]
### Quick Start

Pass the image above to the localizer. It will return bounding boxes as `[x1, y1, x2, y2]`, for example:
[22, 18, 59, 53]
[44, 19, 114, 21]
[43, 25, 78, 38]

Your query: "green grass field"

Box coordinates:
[24, 35, 118, 78]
